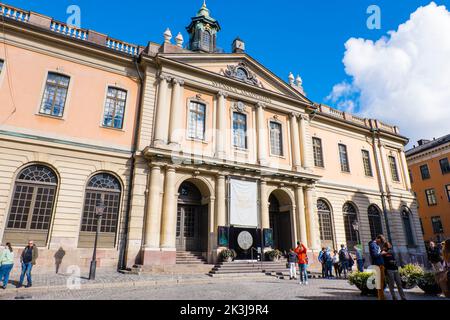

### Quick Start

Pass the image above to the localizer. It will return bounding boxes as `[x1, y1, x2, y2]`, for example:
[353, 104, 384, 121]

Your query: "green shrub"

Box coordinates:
[399, 264, 424, 288]
[266, 249, 283, 260]
[348, 272, 374, 289]
[220, 249, 236, 261]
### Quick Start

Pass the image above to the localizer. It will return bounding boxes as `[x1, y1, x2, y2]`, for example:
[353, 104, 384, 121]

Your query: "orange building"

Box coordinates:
[406, 135, 450, 242]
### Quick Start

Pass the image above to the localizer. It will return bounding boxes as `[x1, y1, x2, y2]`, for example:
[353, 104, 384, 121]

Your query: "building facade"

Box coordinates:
[406, 135, 450, 243]
[0, 2, 426, 273]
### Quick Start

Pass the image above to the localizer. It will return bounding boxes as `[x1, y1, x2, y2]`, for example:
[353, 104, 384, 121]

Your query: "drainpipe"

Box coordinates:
[371, 129, 393, 244]
[118, 55, 145, 271]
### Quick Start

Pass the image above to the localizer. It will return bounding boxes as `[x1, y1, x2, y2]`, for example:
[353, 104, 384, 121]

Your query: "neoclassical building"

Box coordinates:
[0, 2, 426, 272]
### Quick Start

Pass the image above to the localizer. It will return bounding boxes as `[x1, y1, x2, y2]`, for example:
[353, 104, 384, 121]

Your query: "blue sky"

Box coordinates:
[4, 0, 450, 112]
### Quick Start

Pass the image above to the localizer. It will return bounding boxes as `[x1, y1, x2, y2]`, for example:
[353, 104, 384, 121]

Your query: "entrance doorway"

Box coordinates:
[176, 182, 208, 252]
[269, 194, 293, 254]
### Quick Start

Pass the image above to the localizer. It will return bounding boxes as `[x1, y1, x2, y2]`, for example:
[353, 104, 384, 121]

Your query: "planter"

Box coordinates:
[349, 271, 387, 296]
[417, 272, 442, 295]
[399, 264, 423, 290]
[269, 256, 280, 262]
[401, 278, 417, 290]
[225, 257, 233, 263]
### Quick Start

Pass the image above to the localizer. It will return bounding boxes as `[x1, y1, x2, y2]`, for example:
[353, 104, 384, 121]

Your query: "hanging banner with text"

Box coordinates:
[229, 178, 258, 227]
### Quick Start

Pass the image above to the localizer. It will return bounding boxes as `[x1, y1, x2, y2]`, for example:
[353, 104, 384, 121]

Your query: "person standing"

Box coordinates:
[318, 247, 326, 279]
[354, 244, 365, 272]
[295, 242, 309, 285]
[381, 242, 407, 300]
[17, 240, 38, 288]
[287, 248, 298, 280]
[427, 241, 443, 272]
[332, 250, 340, 278]
[339, 245, 350, 279]
[436, 239, 450, 298]
[369, 235, 386, 300]
[0, 243, 14, 289]
[323, 247, 333, 279]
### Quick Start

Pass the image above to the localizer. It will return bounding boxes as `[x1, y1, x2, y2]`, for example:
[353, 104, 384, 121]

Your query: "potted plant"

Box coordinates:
[417, 272, 442, 295]
[266, 249, 283, 262]
[349, 272, 378, 296]
[399, 264, 424, 289]
[220, 249, 236, 263]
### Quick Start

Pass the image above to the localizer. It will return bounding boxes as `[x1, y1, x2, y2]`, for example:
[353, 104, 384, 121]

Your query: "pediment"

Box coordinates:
[160, 53, 311, 104]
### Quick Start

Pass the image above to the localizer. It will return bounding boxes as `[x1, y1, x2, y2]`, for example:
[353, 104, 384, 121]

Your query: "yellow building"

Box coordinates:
[0, 2, 426, 273]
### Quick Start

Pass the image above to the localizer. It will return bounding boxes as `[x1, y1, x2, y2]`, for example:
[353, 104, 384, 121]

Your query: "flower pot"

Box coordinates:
[418, 283, 442, 295]
[225, 257, 233, 263]
[401, 279, 417, 290]
[269, 256, 280, 262]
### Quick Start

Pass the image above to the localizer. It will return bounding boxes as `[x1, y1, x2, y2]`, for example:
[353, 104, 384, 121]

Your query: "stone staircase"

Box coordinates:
[176, 251, 208, 265]
[209, 258, 289, 278]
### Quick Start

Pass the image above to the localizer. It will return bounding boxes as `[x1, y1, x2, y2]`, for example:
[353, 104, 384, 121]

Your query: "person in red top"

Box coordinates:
[295, 241, 309, 285]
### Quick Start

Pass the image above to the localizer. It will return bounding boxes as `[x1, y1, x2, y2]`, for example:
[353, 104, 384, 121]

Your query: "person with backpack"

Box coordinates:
[0, 243, 14, 289]
[339, 244, 351, 279]
[287, 248, 298, 280]
[318, 247, 326, 279]
[354, 244, 365, 272]
[323, 247, 333, 279]
[295, 242, 309, 285]
[427, 241, 443, 272]
[381, 241, 406, 300]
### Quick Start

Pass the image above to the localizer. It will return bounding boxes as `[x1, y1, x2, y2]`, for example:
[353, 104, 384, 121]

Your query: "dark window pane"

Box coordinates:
[362, 150, 373, 177]
[339, 144, 350, 172]
[39, 73, 70, 117]
[103, 87, 127, 129]
[313, 138, 324, 167]
[439, 158, 450, 175]
[270, 122, 283, 156]
[388, 156, 400, 182]
[420, 164, 430, 180]
[368, 205, 383, 240]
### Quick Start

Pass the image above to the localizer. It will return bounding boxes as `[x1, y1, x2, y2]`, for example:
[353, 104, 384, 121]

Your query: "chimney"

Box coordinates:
[417, 139, 430, 146]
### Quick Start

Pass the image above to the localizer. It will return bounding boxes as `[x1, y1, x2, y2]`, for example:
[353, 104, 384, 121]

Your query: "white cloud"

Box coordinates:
[327, 2, 450, 146]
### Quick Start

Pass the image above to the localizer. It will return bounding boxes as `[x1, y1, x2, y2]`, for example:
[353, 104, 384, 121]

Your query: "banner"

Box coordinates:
[229, 179, 258, 227]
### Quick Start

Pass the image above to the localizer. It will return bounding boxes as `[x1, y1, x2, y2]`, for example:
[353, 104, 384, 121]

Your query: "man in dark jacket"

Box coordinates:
[427, 241, 443, 271]
[17, 240, 38, 288]
[369, 235, 386, 300]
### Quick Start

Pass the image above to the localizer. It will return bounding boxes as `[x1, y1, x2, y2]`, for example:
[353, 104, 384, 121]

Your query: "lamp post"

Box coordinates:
[89, 198, 106, 281]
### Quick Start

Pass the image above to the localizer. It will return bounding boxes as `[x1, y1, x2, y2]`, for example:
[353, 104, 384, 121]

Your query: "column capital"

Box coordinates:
[159, 73, 172, 82]
[149, 164, 162, 170]
[216, 173, 227, 179]
[290, 112, 301, 119]
[256, 102, 266, 109]
[165, 165, 177, 173]
[300, 113, 309, 121]
[217, 91, 228, 98]
[260, 179, 268, 185]
[306, 184, 316, 192]
[172, 78, 185, 86]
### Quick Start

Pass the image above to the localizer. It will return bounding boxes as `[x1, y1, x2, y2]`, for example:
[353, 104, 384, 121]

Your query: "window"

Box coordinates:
[313, 137, 324, 167]
[425, 189, 437, 206]
[362, 150, 373, 177]
[39, 72, 70, 117]
[401, 208, 415, 246]
[388, 156, 400, 182]
[103, 87, 127, 129]
[0, 59, 4, 75]
[420, 164, 430, 180]
[431, 216, 444, 235]
[446, 185, 450, 202]
[233, 112, 247, 149]
[343, 202, 358, 247]
[439, 158, 450, 175]
[270, 121, 283, 156]
[368, 205, 383, 240]
[339, 144, 350, 172]
[188, 101, 206, 140]
[317, 199, 334, 248]
[79, 173, 121, 248]
[4, 165, 58, 246]
[202, 31, 211, 51]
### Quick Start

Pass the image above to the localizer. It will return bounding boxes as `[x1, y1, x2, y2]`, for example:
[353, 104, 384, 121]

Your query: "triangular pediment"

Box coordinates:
[159, 53, 311, 104]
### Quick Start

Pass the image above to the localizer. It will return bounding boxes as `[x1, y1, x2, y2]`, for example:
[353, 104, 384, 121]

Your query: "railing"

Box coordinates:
[0, 3, 30, 22]
[106, 37, 140, 56]
[350, 114, 366, 126]
[377, 121, 395, 133]
[50, 20, 88, 40]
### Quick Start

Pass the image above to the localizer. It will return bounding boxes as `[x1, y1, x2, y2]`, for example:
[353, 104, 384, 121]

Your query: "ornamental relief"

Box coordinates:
[222, 62, 264, 88]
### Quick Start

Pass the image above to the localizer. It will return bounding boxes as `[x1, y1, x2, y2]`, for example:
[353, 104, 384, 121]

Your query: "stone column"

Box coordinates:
[256, 103, 268, 166]
[169, 78, 185, 147]
[153, 74, 171, 147]
[290, 113, 302, 171]
[295, 185, 308, 246]
[215, 91, 228, 159]
[305, 185, 319, 250]
[299, 114, 311, 170]
[215, 174, 226, 229]
[160, 167, 177, 251]
[260, 180, 270, 230]
[144, 165, 162, 248]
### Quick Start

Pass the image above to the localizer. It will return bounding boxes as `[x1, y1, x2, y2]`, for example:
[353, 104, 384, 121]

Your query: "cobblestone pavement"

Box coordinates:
[0, 276, 446, 300]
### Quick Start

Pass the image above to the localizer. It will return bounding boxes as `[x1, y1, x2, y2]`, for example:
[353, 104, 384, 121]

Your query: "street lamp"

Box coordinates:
[89, 198, 106, 281]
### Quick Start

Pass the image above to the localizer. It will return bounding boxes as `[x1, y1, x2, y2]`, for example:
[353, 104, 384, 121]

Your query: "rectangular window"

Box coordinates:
[362, 150, 373, 177]
[39, 72, 70, 117]
[339, 144, 350, 172]
[431, 216, 444, 235]
[270, 121, 283, 156]
[0, 59, 4, 74]
[388, 156, 400, 182]
[313, 138, 324, 167]
[233, 112, 247, 149]
[420, 164, 431, 180]
[425, 189, 437, 206]
[103, 87, 127, 129]
[439, 158, 450, 175]
[446, 184, 450, 202]
[188, 101, 206, 140]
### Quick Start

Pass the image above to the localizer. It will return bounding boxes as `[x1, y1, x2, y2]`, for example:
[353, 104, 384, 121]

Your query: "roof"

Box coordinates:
[405, 134, 450, 157]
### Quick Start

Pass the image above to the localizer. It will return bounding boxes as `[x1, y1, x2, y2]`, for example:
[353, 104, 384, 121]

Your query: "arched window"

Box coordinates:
[79, 173, 121, 248]
[3, 165, 58, 246]
[368, 205, 383, 240]
[402, 207, 415, 246]
[317, 199, 334, 248]
[343, 202, 358, 247]
[202, 30, 211, 51]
